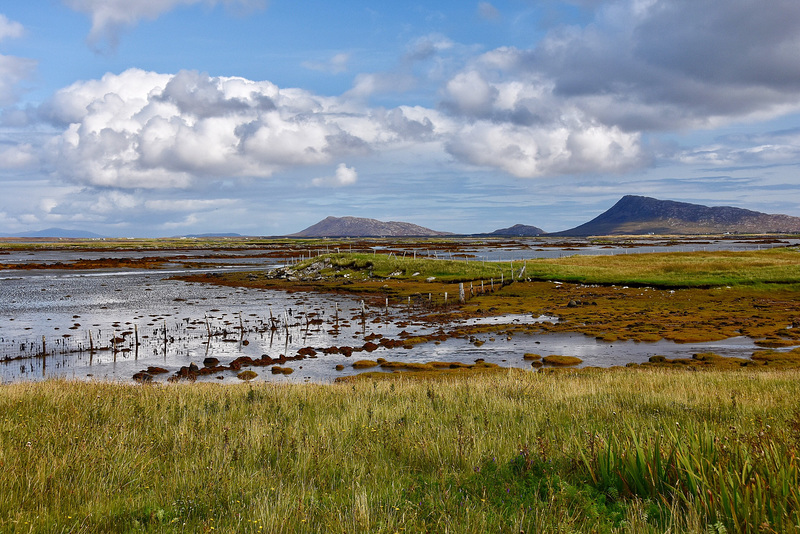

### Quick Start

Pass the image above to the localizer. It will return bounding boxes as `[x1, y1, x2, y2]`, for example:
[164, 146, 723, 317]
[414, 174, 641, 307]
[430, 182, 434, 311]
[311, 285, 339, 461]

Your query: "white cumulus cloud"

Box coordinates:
[312, 163, 358, 187]
[44, 69, 423, 188]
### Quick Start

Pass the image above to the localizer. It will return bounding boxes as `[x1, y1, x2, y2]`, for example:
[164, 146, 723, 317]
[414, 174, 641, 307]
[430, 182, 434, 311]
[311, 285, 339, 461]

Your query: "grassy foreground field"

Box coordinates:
[2, 370, 800, 533]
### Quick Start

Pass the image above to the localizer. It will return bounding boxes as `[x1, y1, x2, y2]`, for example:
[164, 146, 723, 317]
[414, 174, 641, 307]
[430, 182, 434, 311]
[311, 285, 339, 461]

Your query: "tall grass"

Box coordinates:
[2, 369, 799, 532]
[581, 423, 800, 532]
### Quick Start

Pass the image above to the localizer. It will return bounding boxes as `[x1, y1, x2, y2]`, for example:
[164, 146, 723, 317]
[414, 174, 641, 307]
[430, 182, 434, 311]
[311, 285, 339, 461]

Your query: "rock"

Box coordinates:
[203, 357, 220, 367]
[132, 372, 153, 382]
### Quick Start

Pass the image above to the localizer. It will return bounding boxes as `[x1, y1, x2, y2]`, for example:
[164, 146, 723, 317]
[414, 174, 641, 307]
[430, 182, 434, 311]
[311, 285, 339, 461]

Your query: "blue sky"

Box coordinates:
[1, 0, 799, 236]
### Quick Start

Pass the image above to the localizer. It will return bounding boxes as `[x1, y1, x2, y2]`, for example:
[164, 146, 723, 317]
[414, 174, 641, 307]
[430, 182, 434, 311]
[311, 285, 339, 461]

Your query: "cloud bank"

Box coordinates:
[44, 69, 450, 188]
[17, 0, 800, 195]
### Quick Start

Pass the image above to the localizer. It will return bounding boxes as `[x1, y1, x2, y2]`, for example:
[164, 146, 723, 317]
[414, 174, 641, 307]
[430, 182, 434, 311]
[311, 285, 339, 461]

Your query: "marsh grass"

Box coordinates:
[522, 247, 800, 288]
[296, 248, 800, 289]
[299, 252, 505, 282]
[2, 370, 800, 532]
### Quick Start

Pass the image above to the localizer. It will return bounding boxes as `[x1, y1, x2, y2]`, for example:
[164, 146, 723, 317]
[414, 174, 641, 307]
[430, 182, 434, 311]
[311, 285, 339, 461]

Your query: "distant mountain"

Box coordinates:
[487, 224, 545, 237]
[178, 233, 243, 238]
[0, 228, 106, 238]
[552, 195, 800, 236]
[290, 216, 453, 237]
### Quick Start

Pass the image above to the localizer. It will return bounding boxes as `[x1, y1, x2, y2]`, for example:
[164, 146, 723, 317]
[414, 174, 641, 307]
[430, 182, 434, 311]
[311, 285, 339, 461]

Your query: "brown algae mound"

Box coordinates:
[752, 347, 800, 366]
[352, 360, 379, 369]
[337, 359, 502, 381]
[237, 370, 258, 380]
[636, 351, 768, 370]
[542, 355, 583, 366]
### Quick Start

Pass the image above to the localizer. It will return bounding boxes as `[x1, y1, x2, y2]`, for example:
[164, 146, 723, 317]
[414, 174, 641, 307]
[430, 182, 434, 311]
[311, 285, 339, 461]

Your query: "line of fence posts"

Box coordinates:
[374, 249, 529, 312]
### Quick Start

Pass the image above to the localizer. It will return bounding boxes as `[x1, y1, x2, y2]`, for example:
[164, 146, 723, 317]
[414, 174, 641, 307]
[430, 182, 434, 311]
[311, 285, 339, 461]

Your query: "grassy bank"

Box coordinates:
[2, 370, 800, 533]
[300, 247, 800, 289]
[523, 246, 800, 288]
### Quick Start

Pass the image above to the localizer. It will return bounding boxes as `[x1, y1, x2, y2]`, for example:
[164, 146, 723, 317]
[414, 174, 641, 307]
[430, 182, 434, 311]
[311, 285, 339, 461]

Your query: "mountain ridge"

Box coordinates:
[552, 195, 800, 236]
[290, 216, 453, 237]
[0, 227, 106, 239]
[486, 224, 545, 236]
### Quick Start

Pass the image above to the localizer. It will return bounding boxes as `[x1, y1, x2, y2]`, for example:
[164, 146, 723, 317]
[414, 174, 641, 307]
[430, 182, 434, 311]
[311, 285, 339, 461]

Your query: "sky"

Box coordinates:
[1, 0, 800, 237]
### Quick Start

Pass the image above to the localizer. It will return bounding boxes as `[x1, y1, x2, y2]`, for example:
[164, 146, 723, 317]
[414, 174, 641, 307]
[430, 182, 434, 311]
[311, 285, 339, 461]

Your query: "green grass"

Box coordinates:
[522, 247, 800, 288]
[2, 370, 800, 532]
[299, 252, 507, 282]
[298, 247, 800, 289]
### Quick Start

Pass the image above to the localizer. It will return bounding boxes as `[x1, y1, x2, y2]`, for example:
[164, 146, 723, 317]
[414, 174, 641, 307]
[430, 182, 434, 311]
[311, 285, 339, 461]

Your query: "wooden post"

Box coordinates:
[459, 283, 465, 304]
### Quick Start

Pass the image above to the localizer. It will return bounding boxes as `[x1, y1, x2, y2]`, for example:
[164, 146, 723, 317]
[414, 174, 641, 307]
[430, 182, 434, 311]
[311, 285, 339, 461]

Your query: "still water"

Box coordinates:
[0, 260, 771, 384]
